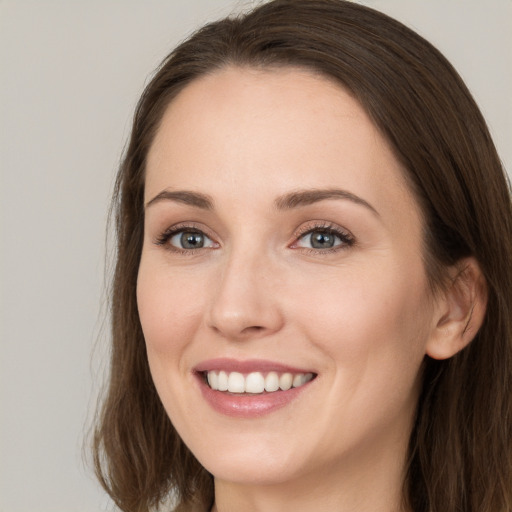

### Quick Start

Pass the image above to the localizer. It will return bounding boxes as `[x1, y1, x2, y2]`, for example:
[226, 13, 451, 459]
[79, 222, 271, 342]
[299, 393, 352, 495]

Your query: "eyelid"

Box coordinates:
[169, 230, 216, 250]
[153, 222, 219, 251]
[290, 221, 355, 252]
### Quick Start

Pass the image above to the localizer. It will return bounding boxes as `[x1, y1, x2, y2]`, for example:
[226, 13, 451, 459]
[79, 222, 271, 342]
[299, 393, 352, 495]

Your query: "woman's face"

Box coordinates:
[137, 67, 439, 487]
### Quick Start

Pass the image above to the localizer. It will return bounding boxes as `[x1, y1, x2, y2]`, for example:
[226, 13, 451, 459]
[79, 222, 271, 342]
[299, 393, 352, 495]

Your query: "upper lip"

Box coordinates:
[194, 358, 316, 375]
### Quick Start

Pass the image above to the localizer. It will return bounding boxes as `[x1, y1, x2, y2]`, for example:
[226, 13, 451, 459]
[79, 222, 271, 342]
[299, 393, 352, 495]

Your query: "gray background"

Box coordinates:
[1, 1, 510, 511]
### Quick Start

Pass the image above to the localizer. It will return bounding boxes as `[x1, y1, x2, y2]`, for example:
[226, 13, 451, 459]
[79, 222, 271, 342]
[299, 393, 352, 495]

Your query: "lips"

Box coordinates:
[194, 358, 317, 418]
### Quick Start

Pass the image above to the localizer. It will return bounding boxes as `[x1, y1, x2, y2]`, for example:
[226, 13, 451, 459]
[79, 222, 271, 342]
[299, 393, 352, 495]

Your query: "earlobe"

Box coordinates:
[426, 258, 488, 360]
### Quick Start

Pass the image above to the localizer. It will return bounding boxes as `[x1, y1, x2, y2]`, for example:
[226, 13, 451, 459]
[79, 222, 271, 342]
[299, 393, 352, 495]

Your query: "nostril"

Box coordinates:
[241, 325, 265, 334]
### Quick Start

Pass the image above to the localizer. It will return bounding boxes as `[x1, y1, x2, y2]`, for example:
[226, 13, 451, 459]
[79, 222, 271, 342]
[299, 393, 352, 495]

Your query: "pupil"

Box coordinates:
[311, 231, 334, 249]
[181, 232, 204, 249]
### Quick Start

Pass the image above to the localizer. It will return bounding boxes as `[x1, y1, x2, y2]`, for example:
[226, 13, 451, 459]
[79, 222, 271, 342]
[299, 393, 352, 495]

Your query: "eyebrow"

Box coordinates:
[145, 187, 378, 216]
[274, 188, 379, 216]
[145, 190, 214, 210]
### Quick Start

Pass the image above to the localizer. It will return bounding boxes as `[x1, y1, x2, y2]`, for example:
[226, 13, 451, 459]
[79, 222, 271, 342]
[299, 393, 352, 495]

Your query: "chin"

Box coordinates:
[201, 452, 305, 486]
[180, 427, 311, 485]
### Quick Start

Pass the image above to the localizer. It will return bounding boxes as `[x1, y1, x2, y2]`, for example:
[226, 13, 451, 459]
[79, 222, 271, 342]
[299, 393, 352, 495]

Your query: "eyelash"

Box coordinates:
[292, 222, 355, 254]
[153, 221, 355, 255]
[153, 223, 216, 255]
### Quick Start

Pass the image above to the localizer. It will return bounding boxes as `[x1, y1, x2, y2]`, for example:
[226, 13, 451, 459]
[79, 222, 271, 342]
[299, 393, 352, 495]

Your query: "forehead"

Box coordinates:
[145, 66, 420, 227]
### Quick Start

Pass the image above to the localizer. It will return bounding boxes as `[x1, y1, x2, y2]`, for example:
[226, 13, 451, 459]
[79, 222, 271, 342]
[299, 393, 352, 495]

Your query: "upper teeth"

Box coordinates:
[206, 371, 314, 394]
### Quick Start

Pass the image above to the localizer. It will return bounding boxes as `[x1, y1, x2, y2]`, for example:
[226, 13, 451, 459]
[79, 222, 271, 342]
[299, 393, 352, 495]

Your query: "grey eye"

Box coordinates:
[170, 230, 214, 249]
[296, 229, 343, 250]
[309, 231, 337, 249]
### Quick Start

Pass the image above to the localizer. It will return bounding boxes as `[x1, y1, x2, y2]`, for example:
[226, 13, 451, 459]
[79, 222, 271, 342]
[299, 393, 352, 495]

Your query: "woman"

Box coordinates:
[93, 1, 512, 511]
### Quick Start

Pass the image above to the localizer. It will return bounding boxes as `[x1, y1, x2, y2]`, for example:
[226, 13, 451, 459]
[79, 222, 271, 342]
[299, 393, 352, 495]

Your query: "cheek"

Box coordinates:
[291, 260, 432, 379]
[136, 257, 211, 428]
[136, 257, 207, 361]
[287, 263, 432, 446]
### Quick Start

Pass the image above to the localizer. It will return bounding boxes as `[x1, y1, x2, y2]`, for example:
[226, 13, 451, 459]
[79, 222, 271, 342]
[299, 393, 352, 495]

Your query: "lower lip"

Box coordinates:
[195, 374, 312, 418]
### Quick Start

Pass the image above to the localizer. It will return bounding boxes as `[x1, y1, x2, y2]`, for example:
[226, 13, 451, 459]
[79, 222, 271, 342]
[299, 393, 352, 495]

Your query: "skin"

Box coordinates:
[137, 67, 482, 512]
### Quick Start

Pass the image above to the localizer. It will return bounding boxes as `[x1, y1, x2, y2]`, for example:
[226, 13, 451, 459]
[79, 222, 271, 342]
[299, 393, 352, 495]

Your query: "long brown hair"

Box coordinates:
[93, 1, 512, 511]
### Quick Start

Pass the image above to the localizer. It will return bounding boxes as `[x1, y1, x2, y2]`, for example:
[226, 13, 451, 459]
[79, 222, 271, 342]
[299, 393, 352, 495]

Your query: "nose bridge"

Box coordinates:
[207, 241, 284, 339]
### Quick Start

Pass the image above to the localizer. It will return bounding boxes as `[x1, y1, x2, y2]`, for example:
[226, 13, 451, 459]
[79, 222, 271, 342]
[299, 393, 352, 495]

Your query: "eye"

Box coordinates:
[154, 226, 217, 252]
[169, 230, 215, 250]
[294, 225, 354, 251]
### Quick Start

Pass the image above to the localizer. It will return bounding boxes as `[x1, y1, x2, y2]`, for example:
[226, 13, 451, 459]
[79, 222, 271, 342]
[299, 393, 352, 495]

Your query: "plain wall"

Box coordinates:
[1, 1, 510, 511]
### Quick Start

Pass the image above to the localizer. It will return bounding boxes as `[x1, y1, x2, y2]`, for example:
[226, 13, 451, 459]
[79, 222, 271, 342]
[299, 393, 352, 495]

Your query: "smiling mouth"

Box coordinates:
[203, 370, 316, 394]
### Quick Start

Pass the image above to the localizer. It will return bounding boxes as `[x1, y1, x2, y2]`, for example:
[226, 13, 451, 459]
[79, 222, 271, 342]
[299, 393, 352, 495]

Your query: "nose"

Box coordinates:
[206, 249, 285, 341]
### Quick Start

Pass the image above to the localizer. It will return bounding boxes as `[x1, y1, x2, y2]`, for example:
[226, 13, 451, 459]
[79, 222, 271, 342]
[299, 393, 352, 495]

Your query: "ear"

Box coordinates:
[426, 258, 487, 360]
